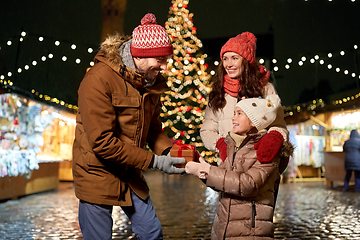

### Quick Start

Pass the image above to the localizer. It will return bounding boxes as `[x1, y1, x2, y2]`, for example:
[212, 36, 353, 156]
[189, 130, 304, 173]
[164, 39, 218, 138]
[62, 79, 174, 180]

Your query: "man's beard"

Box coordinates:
[144, 69, 160, 87]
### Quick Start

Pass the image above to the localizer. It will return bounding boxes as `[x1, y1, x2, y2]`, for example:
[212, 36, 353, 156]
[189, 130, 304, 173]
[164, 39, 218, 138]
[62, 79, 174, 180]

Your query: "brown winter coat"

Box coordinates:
[72, 34, 173, 206]
[206, 131, 291, 239]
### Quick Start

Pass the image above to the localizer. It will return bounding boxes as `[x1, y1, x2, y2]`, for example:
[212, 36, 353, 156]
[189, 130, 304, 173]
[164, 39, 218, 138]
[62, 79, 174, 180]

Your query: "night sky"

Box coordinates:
[1, 0, 360, 107]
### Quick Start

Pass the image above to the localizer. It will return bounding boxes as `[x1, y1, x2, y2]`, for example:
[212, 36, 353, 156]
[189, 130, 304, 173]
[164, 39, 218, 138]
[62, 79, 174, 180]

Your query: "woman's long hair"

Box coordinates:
[208, 58, 266, 112]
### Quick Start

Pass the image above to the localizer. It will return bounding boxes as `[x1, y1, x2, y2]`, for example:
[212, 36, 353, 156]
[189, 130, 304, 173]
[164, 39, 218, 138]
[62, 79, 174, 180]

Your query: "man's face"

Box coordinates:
[134, 55, 172, 81]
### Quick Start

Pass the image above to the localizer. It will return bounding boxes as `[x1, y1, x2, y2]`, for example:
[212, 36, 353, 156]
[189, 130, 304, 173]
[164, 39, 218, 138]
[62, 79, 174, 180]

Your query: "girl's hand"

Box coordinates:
[185, 156, 211, 179]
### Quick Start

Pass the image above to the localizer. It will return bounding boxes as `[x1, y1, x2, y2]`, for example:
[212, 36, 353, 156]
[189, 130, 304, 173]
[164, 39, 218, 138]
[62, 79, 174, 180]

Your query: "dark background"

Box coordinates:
[1, 0, 360, 108]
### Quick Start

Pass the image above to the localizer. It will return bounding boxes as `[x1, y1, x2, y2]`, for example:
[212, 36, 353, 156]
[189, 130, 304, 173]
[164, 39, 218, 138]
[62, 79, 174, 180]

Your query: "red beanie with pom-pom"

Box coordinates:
[131, 13, 173, 57]
[220, 32, 257, 65]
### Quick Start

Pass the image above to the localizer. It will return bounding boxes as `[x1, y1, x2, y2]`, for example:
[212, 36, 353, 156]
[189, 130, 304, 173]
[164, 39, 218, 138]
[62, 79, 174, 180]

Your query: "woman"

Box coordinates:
[200, 31, 288, 167]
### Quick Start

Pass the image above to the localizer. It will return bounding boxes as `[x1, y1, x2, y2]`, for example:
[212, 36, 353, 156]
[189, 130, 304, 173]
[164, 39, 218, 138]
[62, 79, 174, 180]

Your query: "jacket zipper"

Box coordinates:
[137, 93, 146, 147]
[223, 194, 232, 240]
[251, 200, 257, 228]
[223, 138, 242, 239]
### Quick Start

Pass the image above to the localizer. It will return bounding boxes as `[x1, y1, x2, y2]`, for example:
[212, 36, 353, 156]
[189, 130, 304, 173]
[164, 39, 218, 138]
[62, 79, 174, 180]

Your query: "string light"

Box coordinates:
[278, 45, 359, 115]
[305, 0, 356, 2]
[0, 31, 98, 112]
[266, 46, 360, 82]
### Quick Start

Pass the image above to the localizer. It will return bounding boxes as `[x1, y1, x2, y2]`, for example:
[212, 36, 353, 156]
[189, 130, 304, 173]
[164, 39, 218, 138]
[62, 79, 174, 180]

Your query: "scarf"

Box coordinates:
[223, 74, 241, 97]
[119, 40, 136, 70]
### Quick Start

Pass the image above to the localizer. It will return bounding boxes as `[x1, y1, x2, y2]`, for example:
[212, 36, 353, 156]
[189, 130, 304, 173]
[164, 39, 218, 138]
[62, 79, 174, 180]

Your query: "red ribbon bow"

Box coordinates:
[174, 140, 199, 161]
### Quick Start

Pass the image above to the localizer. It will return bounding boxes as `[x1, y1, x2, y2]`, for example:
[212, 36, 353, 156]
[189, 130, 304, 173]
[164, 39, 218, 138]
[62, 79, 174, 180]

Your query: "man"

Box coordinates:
[72, 13, 185, 239]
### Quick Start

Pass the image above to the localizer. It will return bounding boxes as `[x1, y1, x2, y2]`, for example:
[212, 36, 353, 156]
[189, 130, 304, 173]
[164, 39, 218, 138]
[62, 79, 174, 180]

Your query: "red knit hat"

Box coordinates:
[220, 32, 257, 65]
[131, 13, 173, 57]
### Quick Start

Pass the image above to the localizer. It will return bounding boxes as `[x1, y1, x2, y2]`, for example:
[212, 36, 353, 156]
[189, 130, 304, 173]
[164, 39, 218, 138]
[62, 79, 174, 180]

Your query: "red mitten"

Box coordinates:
[254, 131, 284, 163]
[216, 138, 227, 162]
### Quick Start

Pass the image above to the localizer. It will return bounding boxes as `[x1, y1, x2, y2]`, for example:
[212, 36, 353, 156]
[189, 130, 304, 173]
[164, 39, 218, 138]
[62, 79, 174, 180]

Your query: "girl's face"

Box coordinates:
[231, 106, 255, 136]
[222, 52, 244, 79]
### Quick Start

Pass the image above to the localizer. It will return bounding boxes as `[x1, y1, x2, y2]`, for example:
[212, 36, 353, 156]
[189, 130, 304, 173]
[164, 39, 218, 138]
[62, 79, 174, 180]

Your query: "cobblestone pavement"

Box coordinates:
[1, 170, 360, 239]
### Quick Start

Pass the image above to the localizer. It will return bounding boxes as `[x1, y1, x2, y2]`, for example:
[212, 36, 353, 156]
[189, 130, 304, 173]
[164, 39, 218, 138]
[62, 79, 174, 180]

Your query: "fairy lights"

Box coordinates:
[305, 0, 357, 2]
[0, 31, 97, 112]
[270, 45, 360, 84]
[254, 43, 359, 117]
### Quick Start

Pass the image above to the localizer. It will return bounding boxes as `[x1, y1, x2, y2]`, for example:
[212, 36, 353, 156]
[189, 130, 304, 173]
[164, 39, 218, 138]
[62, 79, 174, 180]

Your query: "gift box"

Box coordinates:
[170, 141, 199, 168]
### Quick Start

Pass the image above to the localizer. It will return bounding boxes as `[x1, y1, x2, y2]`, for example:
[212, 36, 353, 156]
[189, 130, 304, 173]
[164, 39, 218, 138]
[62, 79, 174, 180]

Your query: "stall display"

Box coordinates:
[328, 111, 360, 151]
[287, 120, 326, 179]
[323, 109, 360, 188]
[0, 93, 75, 200]
[0, 94, 54, 178]
[292, 135, 325, 168]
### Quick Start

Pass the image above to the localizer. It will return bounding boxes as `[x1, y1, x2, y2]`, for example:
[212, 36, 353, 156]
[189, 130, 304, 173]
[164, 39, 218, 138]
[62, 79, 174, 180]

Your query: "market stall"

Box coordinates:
[0, 93, 75, 200]
[322, 110, 359, 188]
[285, 116, 326, 181]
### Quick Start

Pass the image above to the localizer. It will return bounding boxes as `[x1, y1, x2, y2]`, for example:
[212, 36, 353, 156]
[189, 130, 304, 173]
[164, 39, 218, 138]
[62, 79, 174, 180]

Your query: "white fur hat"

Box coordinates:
[235, 94, 281, 131]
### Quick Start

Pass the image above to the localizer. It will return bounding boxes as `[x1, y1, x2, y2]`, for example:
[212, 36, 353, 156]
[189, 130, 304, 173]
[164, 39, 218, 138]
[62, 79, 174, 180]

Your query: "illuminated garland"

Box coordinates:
[331, 92, 360, 106]
[305, 0, 356, 2]
[283, 91, 360, 118]
[209, 44, 359, 85]
[0, 31, 96, 112]
[271, 45, 359, 80]
[284, 99, 325, 117]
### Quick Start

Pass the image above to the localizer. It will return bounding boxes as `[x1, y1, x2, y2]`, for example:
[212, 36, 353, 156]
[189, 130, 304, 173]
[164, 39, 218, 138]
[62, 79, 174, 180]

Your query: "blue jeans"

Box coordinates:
[343, 170, 360, 192]
[79, 190, 163, 240]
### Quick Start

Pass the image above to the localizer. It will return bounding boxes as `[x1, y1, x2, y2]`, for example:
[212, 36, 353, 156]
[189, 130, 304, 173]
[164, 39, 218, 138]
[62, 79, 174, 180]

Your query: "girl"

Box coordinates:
[186, 95, 293, 239]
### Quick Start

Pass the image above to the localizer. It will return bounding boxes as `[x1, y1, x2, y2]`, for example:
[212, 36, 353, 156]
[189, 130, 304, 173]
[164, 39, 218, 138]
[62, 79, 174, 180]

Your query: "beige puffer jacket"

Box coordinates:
[200, 83, 288, 152]
[206, 131, 289, 239]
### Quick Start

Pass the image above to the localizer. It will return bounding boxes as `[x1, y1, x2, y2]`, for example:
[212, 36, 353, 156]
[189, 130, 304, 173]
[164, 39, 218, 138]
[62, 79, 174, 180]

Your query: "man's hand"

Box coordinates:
[185, 156, 211, 179]
[152, 153, 186, 174]
[254, 130, 284, 163]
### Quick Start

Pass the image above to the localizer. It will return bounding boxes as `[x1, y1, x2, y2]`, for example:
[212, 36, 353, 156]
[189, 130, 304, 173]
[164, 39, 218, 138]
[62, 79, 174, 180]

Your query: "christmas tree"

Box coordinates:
[160, 0, 215, 161]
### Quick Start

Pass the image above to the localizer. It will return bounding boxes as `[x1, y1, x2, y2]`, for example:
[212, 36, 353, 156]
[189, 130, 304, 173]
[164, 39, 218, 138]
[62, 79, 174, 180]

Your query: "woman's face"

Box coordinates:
[222, 52, 244, 79]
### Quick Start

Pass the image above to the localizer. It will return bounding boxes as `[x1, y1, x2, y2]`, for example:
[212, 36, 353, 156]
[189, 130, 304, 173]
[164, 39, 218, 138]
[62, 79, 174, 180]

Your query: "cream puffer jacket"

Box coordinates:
[200, 83, 288, 153]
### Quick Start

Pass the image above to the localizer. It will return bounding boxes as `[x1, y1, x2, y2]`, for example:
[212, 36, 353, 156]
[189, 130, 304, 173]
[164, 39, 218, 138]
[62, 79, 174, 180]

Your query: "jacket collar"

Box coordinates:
[228, 129, 267, 148]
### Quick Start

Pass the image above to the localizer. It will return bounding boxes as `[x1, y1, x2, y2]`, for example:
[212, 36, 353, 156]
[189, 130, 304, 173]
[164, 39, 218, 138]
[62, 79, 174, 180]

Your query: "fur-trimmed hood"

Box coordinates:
[99, 33, 131, 66]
